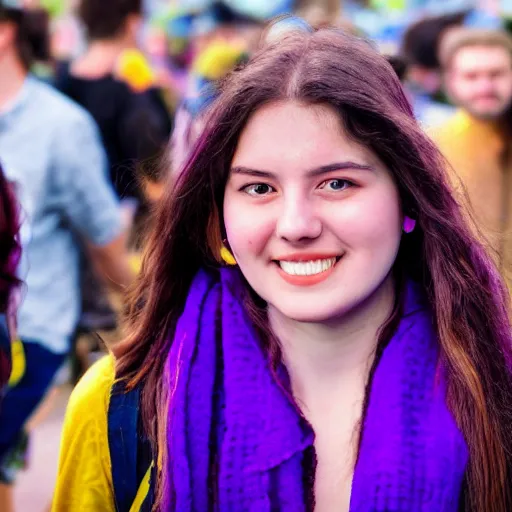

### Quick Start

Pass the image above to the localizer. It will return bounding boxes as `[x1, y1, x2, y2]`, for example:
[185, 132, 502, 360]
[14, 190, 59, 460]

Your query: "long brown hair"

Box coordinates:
[116, 27, 512, 511]
[0, 165, 21, 315]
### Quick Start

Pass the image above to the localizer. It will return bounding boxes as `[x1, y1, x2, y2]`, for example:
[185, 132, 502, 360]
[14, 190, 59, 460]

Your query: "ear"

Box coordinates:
[125, 13, 142, 37]
[0, 21, 17, 53]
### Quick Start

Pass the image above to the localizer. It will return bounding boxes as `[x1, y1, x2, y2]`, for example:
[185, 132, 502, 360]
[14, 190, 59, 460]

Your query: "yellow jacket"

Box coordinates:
[52, 356, 116, 511]
[51, 356, 152, 511]
[431, 110, 512, 283]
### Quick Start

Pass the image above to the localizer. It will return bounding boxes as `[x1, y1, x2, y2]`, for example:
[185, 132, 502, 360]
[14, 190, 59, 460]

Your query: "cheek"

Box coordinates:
[453, 80, 472, 98]
[327, 187, 402, 249]
[499, 79, 512, 97]
[223, 194, 274, 260]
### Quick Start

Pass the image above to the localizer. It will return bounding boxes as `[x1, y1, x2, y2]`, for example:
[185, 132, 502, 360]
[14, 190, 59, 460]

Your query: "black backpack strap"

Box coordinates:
[140, 464, 156, 511]
[108, 380, 143, 512]
[137, 408, 155, 511]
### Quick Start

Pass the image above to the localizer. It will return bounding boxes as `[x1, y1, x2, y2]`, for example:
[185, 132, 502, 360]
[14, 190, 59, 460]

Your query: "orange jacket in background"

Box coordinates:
[431, 110, 512, 285]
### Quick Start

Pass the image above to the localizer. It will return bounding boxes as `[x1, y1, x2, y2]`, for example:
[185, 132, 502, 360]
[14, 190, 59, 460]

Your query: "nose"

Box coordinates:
[275, 193, 322, 243]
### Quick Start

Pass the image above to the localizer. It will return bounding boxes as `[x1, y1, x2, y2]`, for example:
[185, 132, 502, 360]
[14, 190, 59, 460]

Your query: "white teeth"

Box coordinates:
[279, 258, 337, 276]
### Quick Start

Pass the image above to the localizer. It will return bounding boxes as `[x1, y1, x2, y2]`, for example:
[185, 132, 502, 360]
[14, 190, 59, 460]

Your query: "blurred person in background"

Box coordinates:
[0, 165, 21, 401]
[56, 0, 172, 367]
[400, 11, 467, 125]
[170, 40, 249, 179]
[433, 28, 512, 286]
[13, 5, 53, 81]
[56, 0, 172, 205]
[140, 20, 183, 112]
[169, 1, 271, 180]
[0, 1, 134, 509]
[297, 1, 361, 33]
[189, 1, 264, 55]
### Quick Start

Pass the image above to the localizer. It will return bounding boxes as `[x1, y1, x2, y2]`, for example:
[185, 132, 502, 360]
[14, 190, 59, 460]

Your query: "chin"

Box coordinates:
[266, 277, 395, 325]
[469, 106, 507, 121]
[270, 296, 359, 324]
[275, 307, 341, 324]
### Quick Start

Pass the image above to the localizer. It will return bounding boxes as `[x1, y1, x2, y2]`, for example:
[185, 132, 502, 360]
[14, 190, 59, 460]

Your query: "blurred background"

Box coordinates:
[2, 0, 512, 510]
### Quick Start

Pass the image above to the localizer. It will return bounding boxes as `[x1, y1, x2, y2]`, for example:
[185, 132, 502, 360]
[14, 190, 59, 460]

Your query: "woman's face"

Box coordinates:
[223, 101, 402, 323]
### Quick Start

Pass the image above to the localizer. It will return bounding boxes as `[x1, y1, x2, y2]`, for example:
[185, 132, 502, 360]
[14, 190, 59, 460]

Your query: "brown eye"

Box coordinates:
[243, 183, 274, 196]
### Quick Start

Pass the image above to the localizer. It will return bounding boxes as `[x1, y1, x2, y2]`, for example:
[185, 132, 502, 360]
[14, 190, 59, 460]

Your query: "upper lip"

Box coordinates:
[272, 253, 342, 262]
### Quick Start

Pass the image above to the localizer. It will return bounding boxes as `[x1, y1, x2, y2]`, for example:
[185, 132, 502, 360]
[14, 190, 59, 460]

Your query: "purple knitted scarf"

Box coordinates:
[162, 268, 468, 511]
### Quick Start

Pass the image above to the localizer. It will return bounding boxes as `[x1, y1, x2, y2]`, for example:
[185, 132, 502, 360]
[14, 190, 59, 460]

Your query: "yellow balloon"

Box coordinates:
[193, 41, 247, 81]
[116, 49, 156, 92]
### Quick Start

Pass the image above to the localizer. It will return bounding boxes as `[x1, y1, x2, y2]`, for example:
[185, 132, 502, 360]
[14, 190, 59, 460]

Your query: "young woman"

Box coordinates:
[57, 0, 172, 202]
[53, 25, 512, 512]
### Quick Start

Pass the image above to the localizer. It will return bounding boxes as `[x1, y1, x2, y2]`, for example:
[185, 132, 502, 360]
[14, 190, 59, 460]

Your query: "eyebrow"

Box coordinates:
[230, 161, 375, 178]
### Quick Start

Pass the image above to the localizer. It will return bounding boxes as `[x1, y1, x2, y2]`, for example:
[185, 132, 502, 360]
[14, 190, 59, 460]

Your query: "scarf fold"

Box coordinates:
[163, 268, 468, 511]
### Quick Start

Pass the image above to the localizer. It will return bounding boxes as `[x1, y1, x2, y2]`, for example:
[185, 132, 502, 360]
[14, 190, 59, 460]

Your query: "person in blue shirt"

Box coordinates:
[0, 2, 134, 510]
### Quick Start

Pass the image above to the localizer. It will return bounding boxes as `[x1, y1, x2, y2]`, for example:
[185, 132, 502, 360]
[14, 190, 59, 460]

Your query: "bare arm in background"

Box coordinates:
[53, 111, 136, 294]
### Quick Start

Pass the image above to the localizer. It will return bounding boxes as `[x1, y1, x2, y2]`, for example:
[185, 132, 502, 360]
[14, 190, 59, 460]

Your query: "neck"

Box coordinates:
[0, 55, 27, 112]
[270, 276, 395, 407]
[72, 38, 133, 78]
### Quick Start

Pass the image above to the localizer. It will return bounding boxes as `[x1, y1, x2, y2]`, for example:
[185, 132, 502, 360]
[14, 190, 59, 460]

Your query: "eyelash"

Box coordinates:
[240, 179, 355, 196]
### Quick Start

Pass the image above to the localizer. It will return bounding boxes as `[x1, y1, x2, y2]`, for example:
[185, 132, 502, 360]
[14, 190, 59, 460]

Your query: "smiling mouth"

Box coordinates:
[273, 256, 342, 286]
[277, 257, 338, 276]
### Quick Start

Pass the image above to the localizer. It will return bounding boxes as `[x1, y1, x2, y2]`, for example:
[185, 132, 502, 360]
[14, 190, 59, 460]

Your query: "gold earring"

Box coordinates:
[220, 243, 237, 266]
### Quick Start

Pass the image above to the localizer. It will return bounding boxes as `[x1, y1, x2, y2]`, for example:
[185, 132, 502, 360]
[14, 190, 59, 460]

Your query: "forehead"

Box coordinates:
[232, 101, 380, 170]
[452, 45, 512, 73]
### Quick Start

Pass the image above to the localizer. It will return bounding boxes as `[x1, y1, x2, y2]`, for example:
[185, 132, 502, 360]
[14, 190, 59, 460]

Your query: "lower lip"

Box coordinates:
[275, 261, 338, 286]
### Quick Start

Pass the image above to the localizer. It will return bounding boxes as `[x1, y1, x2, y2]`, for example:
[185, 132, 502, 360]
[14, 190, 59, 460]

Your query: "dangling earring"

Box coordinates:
[403, 216, 416, 234]
[220, 240, 237, 266]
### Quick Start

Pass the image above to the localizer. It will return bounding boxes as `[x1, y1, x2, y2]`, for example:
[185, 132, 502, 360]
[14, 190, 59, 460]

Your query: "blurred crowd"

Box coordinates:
[1, 0, 512, 510]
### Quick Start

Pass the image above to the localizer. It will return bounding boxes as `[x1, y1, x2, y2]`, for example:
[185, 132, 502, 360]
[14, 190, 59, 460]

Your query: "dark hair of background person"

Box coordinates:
[208, 1, 262, 25]
[387, 55, 409, 81]
[0, 7, 50, 69]
[0, 167, 21, 315]
[115, 28, 512, 511]
[78, 0, 143, 41]
[401, 10, 469, 69]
